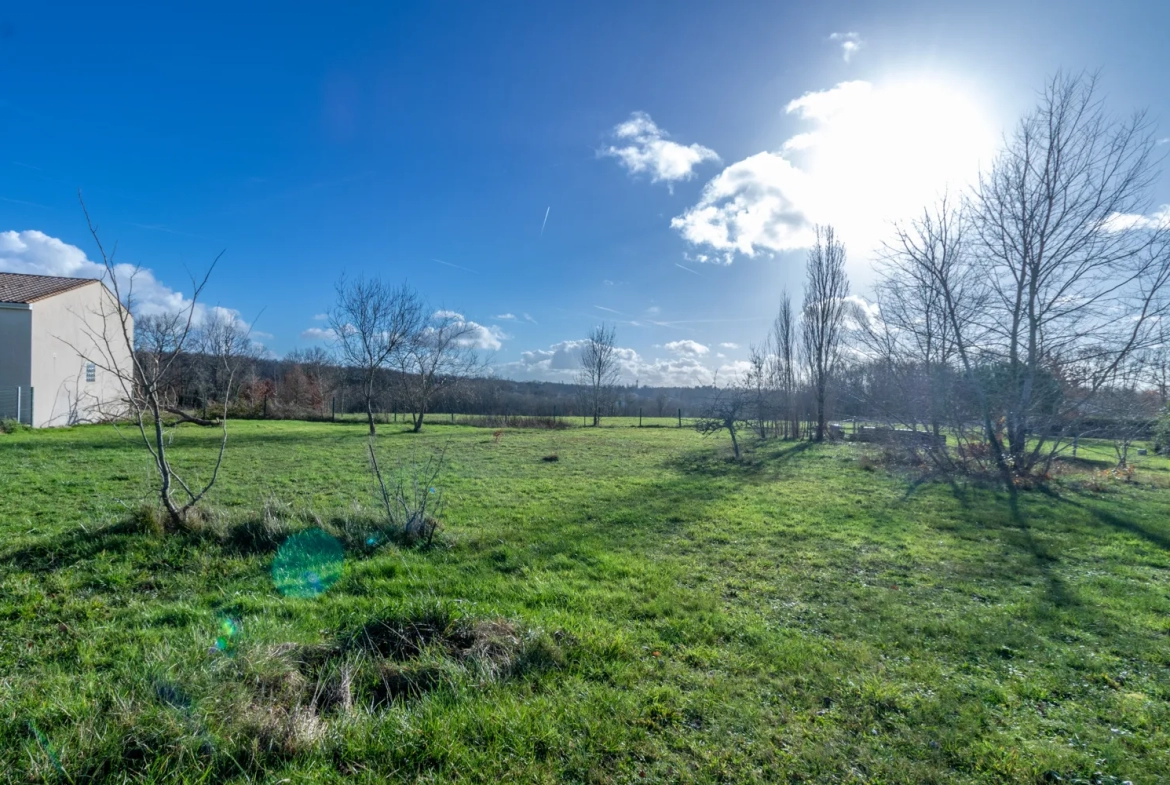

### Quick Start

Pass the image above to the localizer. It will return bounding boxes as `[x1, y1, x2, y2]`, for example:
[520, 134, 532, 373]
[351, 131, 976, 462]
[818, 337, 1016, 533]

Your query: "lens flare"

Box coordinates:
[213, 616, 241, 655]
[272, 528, 345, 598]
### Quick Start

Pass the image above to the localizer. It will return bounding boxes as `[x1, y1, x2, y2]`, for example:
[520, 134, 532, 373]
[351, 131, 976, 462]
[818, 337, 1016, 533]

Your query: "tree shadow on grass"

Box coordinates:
[663, 440, 812, 482]
[1037, 484, 1170, 551]
[1004, 489, 1080, 610]
[1, 518, 155, 573]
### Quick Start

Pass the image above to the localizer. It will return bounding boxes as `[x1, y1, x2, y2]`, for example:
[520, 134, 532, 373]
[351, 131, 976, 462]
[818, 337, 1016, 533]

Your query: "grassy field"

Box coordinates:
[2, 419, 1169, 783]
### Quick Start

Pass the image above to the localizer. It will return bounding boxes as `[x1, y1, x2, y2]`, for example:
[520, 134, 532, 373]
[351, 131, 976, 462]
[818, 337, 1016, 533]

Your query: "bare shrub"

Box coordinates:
[76, 199, 239, 531]
[367, 441, 447, 545]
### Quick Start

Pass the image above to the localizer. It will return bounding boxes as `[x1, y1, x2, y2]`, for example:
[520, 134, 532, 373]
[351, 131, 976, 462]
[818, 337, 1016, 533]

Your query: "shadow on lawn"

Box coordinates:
[1004, 489, 1081, 610]
[1, 518, 153, 573]
[875, 467, 1085, 612]
[1038, 485, 1170, 551]
[663, 440, 812, 481]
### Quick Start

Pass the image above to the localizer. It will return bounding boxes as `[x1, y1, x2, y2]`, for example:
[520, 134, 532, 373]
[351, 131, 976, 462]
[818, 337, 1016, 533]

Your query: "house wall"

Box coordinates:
[29, 283, 134, 427]
[0, 304, 33, 420]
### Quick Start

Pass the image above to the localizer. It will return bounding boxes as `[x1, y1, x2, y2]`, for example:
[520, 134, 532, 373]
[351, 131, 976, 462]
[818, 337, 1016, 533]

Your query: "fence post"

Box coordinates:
[552, 405, 556, 422]
[678, 408, 682, 428]
[16, 386, 21, 426]
[451, 412, 455, 424]
[331, 396, 335, 422]
[639, 408, 642, 427]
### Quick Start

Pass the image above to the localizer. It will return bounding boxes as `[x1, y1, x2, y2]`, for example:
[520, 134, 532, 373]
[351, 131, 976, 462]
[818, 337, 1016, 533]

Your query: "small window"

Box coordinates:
[85, 363, 96, 383]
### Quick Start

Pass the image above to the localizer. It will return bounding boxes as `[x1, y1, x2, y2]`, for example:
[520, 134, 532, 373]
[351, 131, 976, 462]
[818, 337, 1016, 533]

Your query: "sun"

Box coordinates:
[786, 74, 1001, 256]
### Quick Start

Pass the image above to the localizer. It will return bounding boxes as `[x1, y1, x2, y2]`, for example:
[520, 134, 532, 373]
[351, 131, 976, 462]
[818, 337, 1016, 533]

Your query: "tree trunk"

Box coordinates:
[366, 375, 377, 436]
[412, 399, 426, 433]
[814, 382, 826, 442]
[149, 394, 183, 530]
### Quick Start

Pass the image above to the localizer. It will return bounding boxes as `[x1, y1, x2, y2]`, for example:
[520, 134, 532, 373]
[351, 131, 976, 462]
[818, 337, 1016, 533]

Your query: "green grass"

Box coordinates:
[2, 419, 1169, 783]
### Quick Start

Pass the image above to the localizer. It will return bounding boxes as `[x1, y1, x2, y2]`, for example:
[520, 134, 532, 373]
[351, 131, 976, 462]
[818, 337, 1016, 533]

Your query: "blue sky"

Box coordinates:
[3, 1, 1169, 385]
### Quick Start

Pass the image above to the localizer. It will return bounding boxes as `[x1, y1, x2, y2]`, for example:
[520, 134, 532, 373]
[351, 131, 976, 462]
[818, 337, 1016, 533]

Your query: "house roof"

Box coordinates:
[0, 272, 100, 304]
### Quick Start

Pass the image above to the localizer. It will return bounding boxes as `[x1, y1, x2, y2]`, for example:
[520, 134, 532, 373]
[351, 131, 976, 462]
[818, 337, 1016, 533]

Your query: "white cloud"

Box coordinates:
[671, 152, 815, 262]
[672, 78, 998, 268]
[431, 310, 507, 351]
[523, 313, 538, 324]
[646, 305, 661, 316]
[0, 229, 250, 330]
[495, 313, 517, 320]
[301, 327, 337, 341]
[505, 339, 589, 376]
[312, 313, 328, 321]
[499, 339, 737, 387]
[718, 342, 739, 349]
[665, 339, 710, 357]
[601, 112, 720, 187]
[842, 294, 881, 330]
[1099, 205, 1170, 233]
[829, 32, 864, 63]
[715, 360, 753, 383]
[498, 336, 762, 386]
[458, 321, 507, 351]
[634, 357, 716, 386]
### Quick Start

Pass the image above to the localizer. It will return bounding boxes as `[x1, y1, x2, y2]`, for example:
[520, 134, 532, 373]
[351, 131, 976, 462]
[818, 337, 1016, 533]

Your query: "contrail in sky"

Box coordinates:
[432, 258, 476, 273]
[540, 206, 550, 236]
[675, 263, 702, 276]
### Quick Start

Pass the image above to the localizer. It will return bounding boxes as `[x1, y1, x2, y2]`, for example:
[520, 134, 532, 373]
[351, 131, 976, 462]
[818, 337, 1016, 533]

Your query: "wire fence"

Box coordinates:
[0, 386, 34, 425]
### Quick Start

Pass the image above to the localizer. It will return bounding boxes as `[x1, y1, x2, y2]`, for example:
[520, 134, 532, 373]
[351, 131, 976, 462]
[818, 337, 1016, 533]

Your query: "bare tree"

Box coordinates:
[869, 200, 965, 437]
[695, 382, 751, 459]
[801, 226, 850, 442]
[284, 346, 335, 415]
[1100, 361, 1162, 469]
[329, 276, 422, 435]
[771, 292, 800, 439]
[393, 310, 486, 433]
[969, 70, 1170, 477]
[746, 341, 772, 438]
[578, 323, 620, 426]
[1142, 318, 1170, 406]
[195, 308, 258, 412]
[75, 199, 231, 530]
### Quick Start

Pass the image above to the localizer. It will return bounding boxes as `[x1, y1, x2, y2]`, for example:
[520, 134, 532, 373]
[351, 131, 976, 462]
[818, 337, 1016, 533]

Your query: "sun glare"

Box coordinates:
[791, 75, 1000, 256]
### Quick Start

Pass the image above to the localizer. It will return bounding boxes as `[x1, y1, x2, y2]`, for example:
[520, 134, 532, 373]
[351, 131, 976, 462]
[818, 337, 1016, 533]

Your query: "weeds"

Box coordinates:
[0, 418, 29, 434]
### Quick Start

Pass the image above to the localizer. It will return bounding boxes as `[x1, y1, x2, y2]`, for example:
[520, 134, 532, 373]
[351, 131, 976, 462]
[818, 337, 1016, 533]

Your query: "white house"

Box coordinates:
[0, 272, 134, 427]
